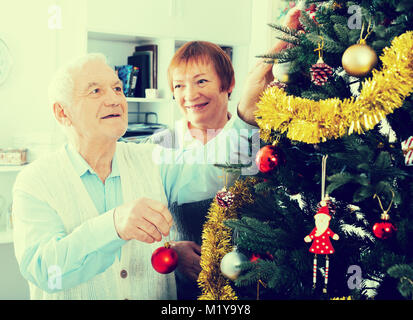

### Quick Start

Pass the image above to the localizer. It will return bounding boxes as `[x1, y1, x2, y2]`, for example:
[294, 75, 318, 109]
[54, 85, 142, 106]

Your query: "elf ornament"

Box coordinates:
[305, 203, 338, 256]
[304, 156, 339, 293]
[304, 201, 339, 293]
[151, 242, 179, 274]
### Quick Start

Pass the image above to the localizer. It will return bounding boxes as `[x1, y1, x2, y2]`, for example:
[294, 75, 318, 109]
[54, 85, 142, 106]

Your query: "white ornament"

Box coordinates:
[220, 247, 247, 280]
[272, 62, 291, 83]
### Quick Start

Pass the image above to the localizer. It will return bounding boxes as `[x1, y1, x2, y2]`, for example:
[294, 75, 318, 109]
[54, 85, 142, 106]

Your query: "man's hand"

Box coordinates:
[113, 197, 173, 243]
[171, 241, 202, 281]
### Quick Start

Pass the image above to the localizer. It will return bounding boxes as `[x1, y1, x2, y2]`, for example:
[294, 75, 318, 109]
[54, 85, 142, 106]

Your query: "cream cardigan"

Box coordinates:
[13, 142, 176, 300]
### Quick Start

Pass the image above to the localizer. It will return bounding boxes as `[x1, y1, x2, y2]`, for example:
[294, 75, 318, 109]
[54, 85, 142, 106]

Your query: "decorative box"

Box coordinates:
[0, 148, 28, 165]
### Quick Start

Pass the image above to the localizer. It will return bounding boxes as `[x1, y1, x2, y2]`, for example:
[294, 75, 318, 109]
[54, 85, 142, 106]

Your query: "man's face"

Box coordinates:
[171, 60, 233, 130]
[67, 59, 128, 142]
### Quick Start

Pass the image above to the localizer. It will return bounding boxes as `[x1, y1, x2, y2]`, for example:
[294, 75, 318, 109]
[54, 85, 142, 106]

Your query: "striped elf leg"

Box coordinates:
[312, 254, 317, 288]
[323, 255, 329, 293]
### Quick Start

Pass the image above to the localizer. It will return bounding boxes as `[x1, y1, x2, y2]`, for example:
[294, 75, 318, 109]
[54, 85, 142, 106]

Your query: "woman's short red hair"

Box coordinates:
[167, 41, 235, 94]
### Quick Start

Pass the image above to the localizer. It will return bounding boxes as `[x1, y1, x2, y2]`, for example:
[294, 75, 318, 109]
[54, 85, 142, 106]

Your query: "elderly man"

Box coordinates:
[12, 52, 272, 300]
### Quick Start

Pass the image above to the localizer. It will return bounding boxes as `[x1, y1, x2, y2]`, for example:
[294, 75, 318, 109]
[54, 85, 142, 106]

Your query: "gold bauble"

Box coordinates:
[342, 43, 378, 77]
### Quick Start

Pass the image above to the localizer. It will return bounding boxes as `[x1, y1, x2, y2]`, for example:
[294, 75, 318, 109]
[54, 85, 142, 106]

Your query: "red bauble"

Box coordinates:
[372, 220, 397, 239]
[255, 145, 285, 173]
[151, 242, 178, 274]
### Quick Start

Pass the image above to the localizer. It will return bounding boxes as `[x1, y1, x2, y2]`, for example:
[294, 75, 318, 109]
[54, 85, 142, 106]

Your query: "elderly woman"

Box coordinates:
[13, 52, 258, 300]
[151, 41, 270, 149]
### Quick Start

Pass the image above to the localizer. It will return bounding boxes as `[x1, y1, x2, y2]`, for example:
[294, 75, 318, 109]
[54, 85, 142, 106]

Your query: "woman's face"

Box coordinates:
[172, 60, 234, 131]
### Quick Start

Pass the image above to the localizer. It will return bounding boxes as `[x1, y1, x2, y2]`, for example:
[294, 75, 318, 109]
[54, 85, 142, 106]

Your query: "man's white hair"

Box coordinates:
[48, 53, 108, 111]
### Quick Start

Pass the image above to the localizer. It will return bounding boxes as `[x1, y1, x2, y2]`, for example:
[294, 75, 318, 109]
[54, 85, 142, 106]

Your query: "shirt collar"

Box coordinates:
[65, 143, 120, 178]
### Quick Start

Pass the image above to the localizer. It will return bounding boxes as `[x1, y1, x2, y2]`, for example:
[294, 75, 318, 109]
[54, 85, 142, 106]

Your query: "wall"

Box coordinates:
[0, 0, 86, 299]
[0, 0, 58, 300]
[0, 1, 57, 148]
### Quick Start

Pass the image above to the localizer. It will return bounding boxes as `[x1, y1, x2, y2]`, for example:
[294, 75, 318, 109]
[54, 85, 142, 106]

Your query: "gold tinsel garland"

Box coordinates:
[255, 31, 413, 144]
[197, 177, 257, 300]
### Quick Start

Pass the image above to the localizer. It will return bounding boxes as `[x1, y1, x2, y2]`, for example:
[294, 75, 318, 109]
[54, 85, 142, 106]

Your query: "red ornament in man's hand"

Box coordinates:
[255, 145, 285, 173]
[151, 242, 178, 274]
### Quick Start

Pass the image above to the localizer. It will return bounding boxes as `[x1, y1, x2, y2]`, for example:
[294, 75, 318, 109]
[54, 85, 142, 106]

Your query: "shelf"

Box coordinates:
[0, 230, 13, 244]
[88, 30, 160, 43]
[0, 165, 27, 172]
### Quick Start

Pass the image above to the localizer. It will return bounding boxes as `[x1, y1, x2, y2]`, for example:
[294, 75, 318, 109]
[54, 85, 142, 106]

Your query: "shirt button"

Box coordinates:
[120, 269, 128, 278]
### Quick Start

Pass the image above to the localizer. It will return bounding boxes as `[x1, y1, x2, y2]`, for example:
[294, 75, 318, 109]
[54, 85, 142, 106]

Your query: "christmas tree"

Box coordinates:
[198, 0, 413, 300]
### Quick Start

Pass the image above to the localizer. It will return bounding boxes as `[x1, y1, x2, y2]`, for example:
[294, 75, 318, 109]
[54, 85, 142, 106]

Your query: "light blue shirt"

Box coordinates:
[12, 115, 258, 293]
